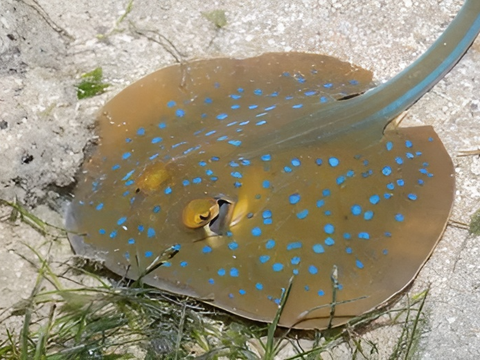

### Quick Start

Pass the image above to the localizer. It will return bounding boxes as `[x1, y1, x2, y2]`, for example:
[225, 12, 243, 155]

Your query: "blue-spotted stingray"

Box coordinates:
[67, 0, 480, 330]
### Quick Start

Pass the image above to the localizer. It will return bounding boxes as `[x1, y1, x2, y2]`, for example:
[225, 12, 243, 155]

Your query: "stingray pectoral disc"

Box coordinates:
[66, 53, 454, 330]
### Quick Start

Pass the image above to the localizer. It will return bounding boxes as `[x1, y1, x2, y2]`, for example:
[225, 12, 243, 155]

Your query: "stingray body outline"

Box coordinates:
[67, 0, 480, 329]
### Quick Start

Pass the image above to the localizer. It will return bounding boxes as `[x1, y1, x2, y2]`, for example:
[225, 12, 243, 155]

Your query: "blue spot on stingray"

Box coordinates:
[261, 154, 271, 161]
[205, 130, 216, 136]
[230, 268, 239, 277]
[382, 166, 392, 176]
[316, 199, 325, 208]
[122, 152, 131, 160]
[336, 176, 346, 185]
[262, 180, 270, 189]
[204, 97, 212, 104]
[386, 141, 393, 151]
[202, 246, 212, 254]
[218, 268, 226, 276]
[112, 164, 120, 170]
[145, 251, 153, 258]
[228, 242, 239, 250]
[356, 259, 364, 269]
[328, 157, 339, 167]
[323, 83, 333, 88]
[350, 79, 359, 85]
[148, 228, 155, 238]
[297, 209, 309, 219]
[265, 239, 275, 249]
[291, 158, 301, 167]
[176, 109, 185, 117]
[254, 89, 262, 95]
[262, 210, 272, 219]
[320, 96, 328, 103]
[284, 166, 292, 173]
[287, 242, 303, 251]
[117, 217, 127, 226]
[128, 238, 135, 245]
[252, 227, 262, 236]
[137, 127, 145, 136]
[256, 120, 267, 126]
[395, 213, 404, 222]
[291, 256, 301, 265]
[346, 247, 353, 254]
[313, 244, 324, 254]
[109, 230, 117, 238]
[125, 180, 134, 186]
[151, 137, 162, 144]
[292, 104, 303, 109]
[289, 193, 301, 204]
[397, 179, 405, 186]
[231, 171, 242, 179]
[192, 177, 202, 184]
[167, 100, 176, 107]
[358, 232, 370, 239]
[370, 195, 380, 205]
[387, 183, 395, 190]
[408, 193, 418, 201]
[182, 179, 190, 186]
[272, 263, 284, 272]
[405, 140, 413, 148]
[315, 158, 323, 166]
[96, 203, 104, 211]
[208, 278, 214, 284]
[325, 237, 335, 246]
[239, 289, 246, 295]
[309, 265, 318, 275]
[99, 229, 106, 235]
[364, 211, 374, 221]
[318, 290, 325, 296]
[217, 113, 228, 120]
[395, 157, 404, 165]
[249, 104, 258, 110]
[138, 225, 144, 232]
[164, 187, 172, 195]
[322, 189, 331, 197]
[256, 283, 263, 290]
[351, 205, 362, 216]
[259, 255, 270, 263]
[228, 140, 242, 147]
[324, 224, 335, 234]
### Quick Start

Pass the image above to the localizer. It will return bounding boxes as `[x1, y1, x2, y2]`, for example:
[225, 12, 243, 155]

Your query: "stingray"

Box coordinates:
[66, 0, 480, 330]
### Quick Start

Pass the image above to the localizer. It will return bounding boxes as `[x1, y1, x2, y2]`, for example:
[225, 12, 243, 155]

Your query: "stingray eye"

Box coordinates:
[183, 198, 220, 229]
